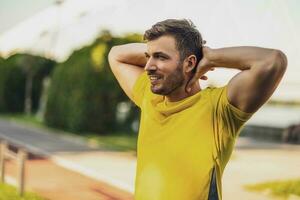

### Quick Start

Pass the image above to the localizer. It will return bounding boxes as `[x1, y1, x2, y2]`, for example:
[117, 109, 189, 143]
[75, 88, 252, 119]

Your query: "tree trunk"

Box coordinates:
[24, 70, 33, 115]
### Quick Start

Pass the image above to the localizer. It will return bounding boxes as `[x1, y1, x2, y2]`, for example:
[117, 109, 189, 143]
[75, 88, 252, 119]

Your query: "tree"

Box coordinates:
[45, 31, 143, 134]
[0, 54, 55, 113]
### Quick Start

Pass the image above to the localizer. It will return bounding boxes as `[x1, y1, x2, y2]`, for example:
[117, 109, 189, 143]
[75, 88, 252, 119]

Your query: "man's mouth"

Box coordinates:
[149, 75, 162, 84]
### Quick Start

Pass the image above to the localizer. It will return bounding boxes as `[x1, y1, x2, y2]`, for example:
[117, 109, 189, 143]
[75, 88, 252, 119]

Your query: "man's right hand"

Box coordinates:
[108, 43, 147, 101]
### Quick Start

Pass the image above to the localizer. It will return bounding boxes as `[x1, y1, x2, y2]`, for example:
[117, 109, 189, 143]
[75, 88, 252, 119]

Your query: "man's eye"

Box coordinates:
[158, 55, 166, 60]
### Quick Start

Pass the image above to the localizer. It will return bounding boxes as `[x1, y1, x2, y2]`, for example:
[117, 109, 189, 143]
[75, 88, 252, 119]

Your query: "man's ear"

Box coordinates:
[184, 55, 197, 73]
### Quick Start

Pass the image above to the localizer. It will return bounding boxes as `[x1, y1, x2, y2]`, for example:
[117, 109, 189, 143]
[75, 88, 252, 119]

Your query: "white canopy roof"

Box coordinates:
[0, 0, 299, 101]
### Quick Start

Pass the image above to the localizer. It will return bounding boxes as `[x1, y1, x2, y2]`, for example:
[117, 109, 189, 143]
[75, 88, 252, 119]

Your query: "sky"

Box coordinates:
[0, 0, 299, 101]
[0, 0, 55, 34]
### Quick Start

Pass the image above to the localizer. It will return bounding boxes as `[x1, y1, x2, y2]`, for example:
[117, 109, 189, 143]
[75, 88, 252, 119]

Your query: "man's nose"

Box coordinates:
[145, 59, 157, 71]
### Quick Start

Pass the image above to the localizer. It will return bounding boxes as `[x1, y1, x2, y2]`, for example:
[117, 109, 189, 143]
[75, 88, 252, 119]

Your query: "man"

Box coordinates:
[108, 19, 287, 200]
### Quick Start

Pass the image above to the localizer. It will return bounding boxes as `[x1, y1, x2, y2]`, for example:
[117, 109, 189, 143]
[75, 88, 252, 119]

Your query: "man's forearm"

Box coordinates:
[207, 46, 286, 71]
[200, 45, 287, 113]
[109, 43, 147, 67]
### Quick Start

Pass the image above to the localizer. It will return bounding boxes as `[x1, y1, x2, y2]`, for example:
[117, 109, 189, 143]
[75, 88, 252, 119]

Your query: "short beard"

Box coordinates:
[151, 62, 185, 95]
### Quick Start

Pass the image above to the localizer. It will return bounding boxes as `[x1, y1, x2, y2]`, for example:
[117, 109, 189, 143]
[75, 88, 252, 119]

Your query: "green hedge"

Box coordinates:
[45, 32, 142, 134]
[0, 55, 25, 112]
[0, 54, 55, 113]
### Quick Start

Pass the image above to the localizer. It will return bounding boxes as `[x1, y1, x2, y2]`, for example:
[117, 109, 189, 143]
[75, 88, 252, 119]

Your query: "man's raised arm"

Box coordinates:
[108, 43, 147, 101]
[187, 46, 287, 113]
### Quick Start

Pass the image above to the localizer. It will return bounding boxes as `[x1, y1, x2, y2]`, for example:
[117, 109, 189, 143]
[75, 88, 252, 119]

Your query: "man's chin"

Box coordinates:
[150, 86, 165, 95]
[151, 89, 163, 95]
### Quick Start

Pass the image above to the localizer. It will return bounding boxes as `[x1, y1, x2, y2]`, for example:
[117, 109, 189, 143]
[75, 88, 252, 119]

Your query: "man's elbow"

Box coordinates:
[108, 46, 119, 62]
[108, 45, 122, 68]
[261, 50, 288, 80]
[272, 49, 288, 74]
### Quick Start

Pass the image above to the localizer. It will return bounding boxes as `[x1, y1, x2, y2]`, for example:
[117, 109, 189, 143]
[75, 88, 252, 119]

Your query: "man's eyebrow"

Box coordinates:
[145, 51, 170, 57]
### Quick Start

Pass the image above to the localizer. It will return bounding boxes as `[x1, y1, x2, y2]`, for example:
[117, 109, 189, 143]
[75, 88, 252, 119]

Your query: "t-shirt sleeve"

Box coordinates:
[132, 71, 148, 107]
[210, 85, 254, 168]
[211, 85, 253, 138]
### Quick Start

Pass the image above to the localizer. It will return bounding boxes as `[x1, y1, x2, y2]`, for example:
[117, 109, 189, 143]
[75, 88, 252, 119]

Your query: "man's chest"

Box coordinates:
[137, 105, 216, 169]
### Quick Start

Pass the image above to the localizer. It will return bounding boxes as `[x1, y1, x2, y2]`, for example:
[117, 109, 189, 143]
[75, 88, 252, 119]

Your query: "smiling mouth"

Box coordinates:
[149, 75, 162, 84]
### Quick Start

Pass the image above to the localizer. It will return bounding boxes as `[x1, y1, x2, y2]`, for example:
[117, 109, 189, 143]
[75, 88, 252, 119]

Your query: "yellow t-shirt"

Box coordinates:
[132, 72, 253, 200]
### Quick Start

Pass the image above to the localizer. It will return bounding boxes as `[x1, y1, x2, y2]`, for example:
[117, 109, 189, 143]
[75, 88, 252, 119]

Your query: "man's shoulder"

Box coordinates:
[201, 85, 226, 98]
[132, 71, 149, 107]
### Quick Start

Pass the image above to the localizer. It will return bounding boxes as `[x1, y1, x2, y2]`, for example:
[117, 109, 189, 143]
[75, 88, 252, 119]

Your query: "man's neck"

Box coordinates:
[165, 83, 201, 102]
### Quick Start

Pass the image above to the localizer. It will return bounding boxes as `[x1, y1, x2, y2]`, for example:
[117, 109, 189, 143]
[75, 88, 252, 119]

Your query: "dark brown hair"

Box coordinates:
[144, 19, 204, 67]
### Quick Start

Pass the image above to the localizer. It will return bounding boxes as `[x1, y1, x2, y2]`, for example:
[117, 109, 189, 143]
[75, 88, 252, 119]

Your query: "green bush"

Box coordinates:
[0, 54, 55, 113]
[45, 32, 142, 134]
[0, 55, 25, 112]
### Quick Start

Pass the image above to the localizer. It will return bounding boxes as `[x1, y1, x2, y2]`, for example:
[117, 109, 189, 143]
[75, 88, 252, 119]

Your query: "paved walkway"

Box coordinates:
[223, 139, 300, 200]
[0, 119, 134, 200]
[6, 158, 133, 200]
[1, 119, 300, 200]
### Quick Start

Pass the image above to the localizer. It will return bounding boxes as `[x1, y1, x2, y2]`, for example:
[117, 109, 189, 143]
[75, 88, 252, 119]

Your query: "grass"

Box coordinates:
[267, 100, 300, 106]
[85, 133, 137, 151]
[0, 113, 137, 152]
[0, 183, 45, 200]
[0, 113, 44, 127]
[245, 179, 300, 199]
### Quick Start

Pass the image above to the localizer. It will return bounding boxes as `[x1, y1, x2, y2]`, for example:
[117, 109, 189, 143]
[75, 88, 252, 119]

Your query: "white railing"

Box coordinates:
[0, 140, 27, 196]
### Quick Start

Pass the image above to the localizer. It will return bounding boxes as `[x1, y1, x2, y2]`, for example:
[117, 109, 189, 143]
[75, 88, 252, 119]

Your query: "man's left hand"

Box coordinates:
[186, 46, 215, 92]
